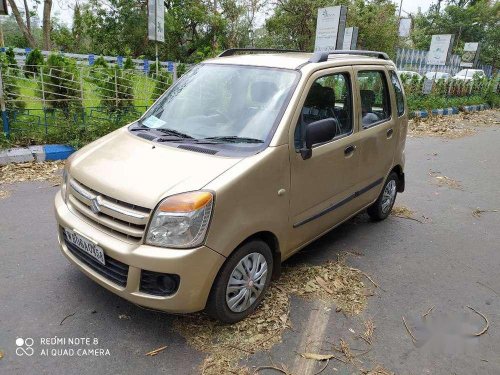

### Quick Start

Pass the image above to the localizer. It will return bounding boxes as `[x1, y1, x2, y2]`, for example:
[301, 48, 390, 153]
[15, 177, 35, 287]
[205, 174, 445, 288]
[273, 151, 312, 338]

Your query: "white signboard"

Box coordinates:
[399, 18, 411, 37]
[148, 0, 165, 42]
[342, 27, 358, 50]
[426, 34, 454, 66]
[314, 6, 347, 52]
[460, 42, 480, 68]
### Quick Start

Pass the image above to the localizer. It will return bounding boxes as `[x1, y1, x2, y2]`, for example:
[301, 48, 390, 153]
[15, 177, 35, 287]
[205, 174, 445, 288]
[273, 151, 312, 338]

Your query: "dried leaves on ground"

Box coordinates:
[391, 205, 414, 218]
[278, 259, 367, 315]
[0, 189, 10, 199]
[174, 258, 368, 374]
[362, 365, 396, 375]
[409, 115, 476, 138]
[0, 161, 65, 185]
[391, 205, 428, 224]
[408, 110, 499, 139]
[429, 171, 462, 190]
[472, 208, 498, 218]
[174, 285, 289, 375]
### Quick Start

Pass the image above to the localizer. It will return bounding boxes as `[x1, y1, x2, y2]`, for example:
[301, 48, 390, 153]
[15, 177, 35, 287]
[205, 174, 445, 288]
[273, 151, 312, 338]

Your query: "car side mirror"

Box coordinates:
[300, 118, 337, 160]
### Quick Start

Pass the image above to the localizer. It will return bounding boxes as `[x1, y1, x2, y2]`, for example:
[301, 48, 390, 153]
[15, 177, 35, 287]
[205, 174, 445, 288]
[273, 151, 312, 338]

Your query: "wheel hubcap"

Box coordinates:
[381, 180, 397, 214]
[226, 252, 268, 313]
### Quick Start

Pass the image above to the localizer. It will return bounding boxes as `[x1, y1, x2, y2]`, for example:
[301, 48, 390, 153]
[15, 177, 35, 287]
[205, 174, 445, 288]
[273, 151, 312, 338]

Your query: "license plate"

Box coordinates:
[64, 228, 106, 266]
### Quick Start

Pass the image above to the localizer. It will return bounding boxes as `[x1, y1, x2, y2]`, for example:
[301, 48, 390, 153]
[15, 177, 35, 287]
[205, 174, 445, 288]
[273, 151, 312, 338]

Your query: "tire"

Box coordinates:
[367, 172, 398, 221]
[206, 239, 273, 323]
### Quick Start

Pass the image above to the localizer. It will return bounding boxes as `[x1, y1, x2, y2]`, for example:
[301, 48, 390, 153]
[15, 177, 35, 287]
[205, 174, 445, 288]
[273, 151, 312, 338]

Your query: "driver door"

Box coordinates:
[288, 67, 364, 252]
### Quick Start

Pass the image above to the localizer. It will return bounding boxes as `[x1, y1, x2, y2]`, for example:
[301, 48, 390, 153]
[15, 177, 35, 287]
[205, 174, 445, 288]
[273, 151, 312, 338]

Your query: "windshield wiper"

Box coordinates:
[130, 124, 194, 140]
[154, 128, 194, 139]
[201, 136, 264, 144]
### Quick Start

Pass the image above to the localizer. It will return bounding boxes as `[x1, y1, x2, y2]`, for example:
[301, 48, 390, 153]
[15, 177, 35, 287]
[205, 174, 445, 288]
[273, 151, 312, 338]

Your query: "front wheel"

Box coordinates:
[367, 172, 398, 221]
[206, 240, 273, 323]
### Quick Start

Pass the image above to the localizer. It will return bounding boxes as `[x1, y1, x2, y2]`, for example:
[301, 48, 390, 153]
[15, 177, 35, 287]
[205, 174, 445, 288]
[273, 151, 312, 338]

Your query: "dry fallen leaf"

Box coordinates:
[145, 345, 167, 356]
[300, 352, 336, 361]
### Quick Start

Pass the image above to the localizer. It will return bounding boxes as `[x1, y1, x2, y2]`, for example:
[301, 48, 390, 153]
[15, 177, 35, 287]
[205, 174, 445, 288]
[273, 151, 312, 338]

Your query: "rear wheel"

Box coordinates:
[206, 240, 273, 323]
[367, 172, 398, 221]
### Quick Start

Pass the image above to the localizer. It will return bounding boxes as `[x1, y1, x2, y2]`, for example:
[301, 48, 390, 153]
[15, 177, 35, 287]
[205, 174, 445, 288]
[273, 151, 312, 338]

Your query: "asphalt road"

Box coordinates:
[1, 121, 499, 374]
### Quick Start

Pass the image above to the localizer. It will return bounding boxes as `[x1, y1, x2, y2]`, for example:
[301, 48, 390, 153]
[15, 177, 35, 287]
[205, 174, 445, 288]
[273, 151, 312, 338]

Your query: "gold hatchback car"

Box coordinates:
[55, 49, 407, 323]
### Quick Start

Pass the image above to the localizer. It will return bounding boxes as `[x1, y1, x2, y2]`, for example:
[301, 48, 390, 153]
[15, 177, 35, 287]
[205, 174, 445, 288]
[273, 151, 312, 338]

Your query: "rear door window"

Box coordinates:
[390, 71, 405, 117]
[357, 71, 391, 127]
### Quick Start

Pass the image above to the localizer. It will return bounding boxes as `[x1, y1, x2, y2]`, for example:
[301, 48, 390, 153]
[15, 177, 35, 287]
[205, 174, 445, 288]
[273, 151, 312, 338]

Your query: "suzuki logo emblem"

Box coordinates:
[90, 196, 102, 214]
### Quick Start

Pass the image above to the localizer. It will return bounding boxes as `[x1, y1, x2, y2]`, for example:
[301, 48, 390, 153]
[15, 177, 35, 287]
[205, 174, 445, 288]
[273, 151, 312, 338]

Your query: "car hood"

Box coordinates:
[68, 128, 242, 209]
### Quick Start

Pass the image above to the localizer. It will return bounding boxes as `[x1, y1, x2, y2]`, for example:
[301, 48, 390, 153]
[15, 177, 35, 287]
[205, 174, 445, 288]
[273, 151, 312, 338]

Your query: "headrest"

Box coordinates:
[360, 90, 375, 107]
[304, 83, 334, 108]
[250, 81, 278, 104]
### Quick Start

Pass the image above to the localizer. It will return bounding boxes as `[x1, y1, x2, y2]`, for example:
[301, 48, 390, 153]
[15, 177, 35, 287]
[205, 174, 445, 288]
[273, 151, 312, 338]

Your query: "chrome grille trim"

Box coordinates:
[68, 178, 152, 241]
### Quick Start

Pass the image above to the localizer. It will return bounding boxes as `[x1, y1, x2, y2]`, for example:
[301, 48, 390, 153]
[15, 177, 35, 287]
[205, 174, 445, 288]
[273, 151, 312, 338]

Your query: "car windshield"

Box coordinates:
[138, 64, 299, 143]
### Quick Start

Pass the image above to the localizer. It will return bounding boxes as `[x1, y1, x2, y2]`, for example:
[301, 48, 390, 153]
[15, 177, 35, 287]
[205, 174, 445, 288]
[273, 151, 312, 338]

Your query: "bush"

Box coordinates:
[0, 54, 25, 109]
[40, 53, 82, 115]
[123, 56, 134, 70]
[24, 49, 45, 77]
[6, 47, 18, 70]
[90, 66, 134, 112]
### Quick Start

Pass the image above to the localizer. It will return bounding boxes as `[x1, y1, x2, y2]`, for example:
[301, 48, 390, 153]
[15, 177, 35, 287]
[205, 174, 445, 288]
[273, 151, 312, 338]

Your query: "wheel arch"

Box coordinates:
[237, 231, 282, 280]
[390, 164, 405, 192]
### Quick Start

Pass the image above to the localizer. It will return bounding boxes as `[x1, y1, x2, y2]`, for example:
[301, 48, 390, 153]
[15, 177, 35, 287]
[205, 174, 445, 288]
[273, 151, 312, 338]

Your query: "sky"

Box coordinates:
[33, 0, 437, 26]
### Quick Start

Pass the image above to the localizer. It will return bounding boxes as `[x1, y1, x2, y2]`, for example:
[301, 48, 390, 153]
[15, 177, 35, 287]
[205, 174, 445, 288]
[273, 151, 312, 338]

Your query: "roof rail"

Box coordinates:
[309, 50, 390, 63]
[218, 48, 303, 57]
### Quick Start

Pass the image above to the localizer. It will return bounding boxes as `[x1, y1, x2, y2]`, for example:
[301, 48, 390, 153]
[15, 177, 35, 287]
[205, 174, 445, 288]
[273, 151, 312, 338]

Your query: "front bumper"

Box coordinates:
[54, 191, 226, 313]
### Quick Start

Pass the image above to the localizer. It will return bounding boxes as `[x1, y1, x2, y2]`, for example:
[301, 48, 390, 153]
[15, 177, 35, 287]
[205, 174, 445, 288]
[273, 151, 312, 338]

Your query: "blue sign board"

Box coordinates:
[167, 61, 174, 73]
[143, 59, 150, 73]
[117, 56, 123, 68]
[88, 54, 95, 66]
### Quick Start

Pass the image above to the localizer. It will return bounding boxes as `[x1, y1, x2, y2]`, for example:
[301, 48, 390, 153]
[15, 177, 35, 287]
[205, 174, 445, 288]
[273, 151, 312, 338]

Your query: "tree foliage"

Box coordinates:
[411, 0, 499, 68]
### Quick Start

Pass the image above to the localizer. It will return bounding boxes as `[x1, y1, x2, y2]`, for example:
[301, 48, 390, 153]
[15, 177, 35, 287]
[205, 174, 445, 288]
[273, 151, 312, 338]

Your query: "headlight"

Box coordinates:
[61, 168, 69, 203]
[146, 191, 214, 249]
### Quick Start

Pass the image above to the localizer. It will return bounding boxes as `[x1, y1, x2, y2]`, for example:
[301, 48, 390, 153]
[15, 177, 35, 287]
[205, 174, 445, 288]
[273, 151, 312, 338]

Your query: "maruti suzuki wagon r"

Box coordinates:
[55, 49, 407, 323]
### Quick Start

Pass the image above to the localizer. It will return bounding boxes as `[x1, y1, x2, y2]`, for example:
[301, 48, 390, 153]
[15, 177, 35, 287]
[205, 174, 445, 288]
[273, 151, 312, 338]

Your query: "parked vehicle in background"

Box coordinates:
[453, 69, 486, 81]
[55, 49, 408, 323]
[397, 70, 423, 80]
[424, 71, 450, 80]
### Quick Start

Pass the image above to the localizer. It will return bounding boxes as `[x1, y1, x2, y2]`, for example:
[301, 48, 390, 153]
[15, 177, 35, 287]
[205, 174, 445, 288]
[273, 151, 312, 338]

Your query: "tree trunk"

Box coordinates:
[0, 22, 4, 48]
[42, 0, 52, 50]
[6, 0, 36, 48]
[23, 0, 31, 33]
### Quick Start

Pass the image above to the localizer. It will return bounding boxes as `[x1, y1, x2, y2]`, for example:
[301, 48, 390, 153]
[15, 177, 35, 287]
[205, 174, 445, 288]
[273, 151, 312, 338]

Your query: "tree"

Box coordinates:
[6, 0, 36, 47]
[260, 0, 399, 55]
[6, 0, 53, 50]
[411, 0, 499, 68]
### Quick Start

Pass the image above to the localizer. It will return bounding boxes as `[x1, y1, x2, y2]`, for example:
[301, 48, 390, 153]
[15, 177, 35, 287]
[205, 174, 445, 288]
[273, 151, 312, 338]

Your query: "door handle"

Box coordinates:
[386, 128, 394, 138]
[344, 145, 356, 156]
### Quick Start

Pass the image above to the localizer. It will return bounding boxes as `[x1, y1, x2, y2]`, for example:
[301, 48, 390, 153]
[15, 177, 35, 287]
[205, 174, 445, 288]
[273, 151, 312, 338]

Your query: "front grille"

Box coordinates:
[64, 233, 129, 287]
[68, 178, 151, 242]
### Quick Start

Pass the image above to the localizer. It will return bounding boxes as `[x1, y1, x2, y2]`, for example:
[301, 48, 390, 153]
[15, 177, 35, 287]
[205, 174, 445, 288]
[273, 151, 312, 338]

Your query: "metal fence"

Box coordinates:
[396, 48, 493, 77]
[0, 63, 177, 139]
[1, 47, 182, 76]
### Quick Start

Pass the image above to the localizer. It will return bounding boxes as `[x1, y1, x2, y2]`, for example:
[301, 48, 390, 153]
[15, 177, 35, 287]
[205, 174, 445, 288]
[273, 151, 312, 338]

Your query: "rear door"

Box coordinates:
[288, 67, 364, 252]
[353, 66, 397, 206]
